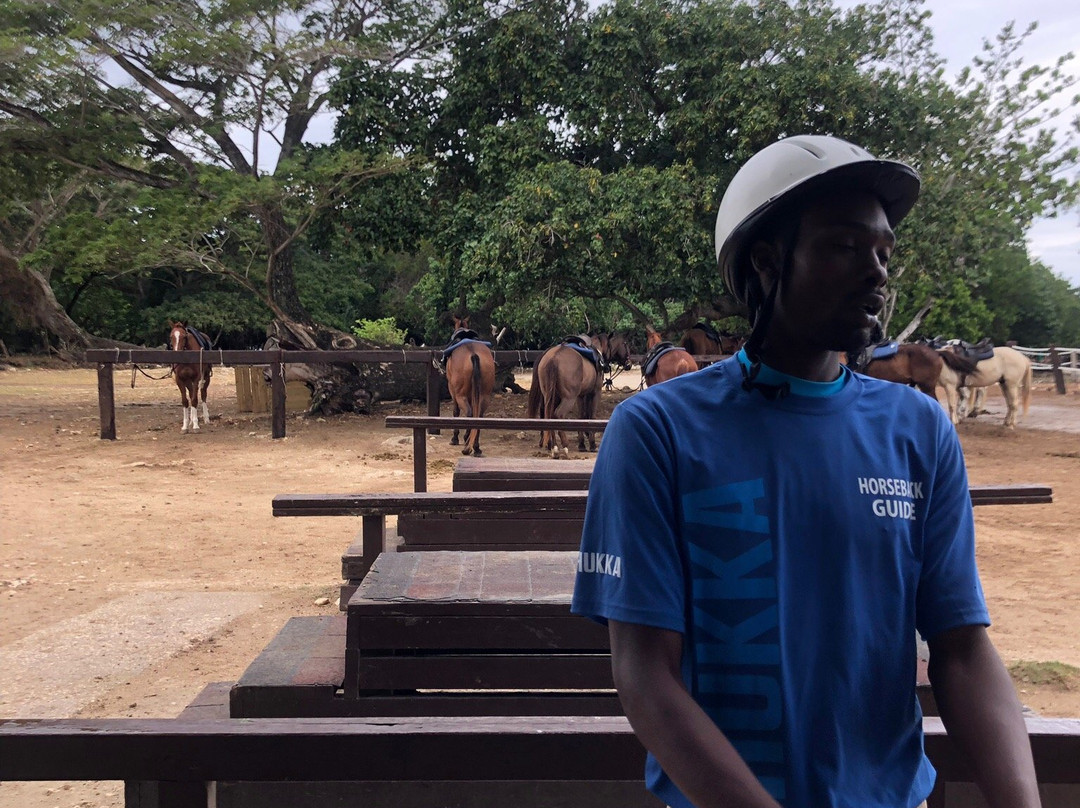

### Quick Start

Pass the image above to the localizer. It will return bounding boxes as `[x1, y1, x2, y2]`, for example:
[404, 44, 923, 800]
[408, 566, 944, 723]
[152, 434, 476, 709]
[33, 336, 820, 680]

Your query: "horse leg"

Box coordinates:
[578, 389, 597, 452]
[199, 370, 211, 425]
[552, 395, 578, 458]
[180, 390, 191, 433]
[943, 384, 960, 427]
[450, 397, 461, 446]
[179, 382, 194, 433]
[188, 380, 200, 432]
[461, 392, 475, 456]
[1001, 381, 1018, 429]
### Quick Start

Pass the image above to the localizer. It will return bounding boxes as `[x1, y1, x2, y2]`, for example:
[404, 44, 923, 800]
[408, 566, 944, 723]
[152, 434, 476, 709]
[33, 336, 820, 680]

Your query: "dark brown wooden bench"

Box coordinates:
[273, 491, 593, 602]
[3, 712, 1078, 808]
[384, 415, 609, 491]
[273, 486, 1054, 604]
[453, 456, 594, 491]
[234, 551, 948, 726]
[450, 457, 1054, 507]
[232, 551, 618, 720]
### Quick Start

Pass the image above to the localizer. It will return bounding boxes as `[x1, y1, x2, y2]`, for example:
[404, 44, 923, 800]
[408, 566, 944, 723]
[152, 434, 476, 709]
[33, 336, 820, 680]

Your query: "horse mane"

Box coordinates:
[939, 349, 980, 375]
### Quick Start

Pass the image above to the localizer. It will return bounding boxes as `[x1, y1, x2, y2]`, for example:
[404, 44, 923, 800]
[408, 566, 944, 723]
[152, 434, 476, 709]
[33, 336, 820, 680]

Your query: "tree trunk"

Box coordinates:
[895, 299, 934, 343]
[266, 319, 524, 415]
[0, 245, 139, 355]
[257, 204, 309, 323]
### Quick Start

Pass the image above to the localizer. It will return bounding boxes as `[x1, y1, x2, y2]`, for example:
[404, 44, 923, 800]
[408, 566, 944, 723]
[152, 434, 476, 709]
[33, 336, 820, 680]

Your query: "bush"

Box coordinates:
[352, 317, 406, 346]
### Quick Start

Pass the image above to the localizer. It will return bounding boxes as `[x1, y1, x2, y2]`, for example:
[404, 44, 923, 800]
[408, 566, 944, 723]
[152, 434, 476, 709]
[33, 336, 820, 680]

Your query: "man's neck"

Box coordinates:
[755, 344, 844, 383]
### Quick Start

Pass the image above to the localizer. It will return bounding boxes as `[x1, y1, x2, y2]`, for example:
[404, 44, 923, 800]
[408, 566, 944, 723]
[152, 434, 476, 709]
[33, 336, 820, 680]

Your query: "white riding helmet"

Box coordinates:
[715, 135, 921, 304]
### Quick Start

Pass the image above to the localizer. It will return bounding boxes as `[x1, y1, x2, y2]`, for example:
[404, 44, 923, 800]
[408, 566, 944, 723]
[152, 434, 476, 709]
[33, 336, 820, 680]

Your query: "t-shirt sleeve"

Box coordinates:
[570, 398, 687, 633]
[915, 411, 991, 641]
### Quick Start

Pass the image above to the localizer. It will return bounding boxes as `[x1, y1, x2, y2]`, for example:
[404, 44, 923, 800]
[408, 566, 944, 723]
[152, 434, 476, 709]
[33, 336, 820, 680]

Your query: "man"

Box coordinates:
[571, 135, 1040, 808]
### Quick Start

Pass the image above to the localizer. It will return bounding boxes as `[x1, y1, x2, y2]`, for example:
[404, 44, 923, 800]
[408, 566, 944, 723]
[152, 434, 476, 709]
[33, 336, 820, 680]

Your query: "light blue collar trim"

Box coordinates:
[735, 349, 849, 397]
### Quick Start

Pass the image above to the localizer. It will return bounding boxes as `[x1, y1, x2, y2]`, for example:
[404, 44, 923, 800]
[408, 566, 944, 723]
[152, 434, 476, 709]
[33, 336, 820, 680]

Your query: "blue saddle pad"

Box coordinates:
[562, 342, 597, 361]
[871, 341, 899, 360]
[441, 337, 491, 361]
[642, 343, 681, 377]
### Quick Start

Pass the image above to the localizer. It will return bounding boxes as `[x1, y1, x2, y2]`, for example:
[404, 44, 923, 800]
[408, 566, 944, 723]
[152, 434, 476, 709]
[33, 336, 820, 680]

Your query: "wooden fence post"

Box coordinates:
[97, 363, 116, 440]
[270, 356, 286, 439]
[426, 353, 441, 435]
[1048, 346, 1067, 395]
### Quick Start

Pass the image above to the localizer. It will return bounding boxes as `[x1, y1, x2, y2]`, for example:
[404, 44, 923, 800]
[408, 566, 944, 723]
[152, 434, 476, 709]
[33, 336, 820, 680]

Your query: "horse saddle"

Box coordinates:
[185, 327, 213, 350]
[955, 338, 994, 362]
[642, 342, 681, 377]
[691, 322, 722, 344]
[871, 341, 899, 361]
[560, 339, 605, 372]
[440, 332, 491, 365]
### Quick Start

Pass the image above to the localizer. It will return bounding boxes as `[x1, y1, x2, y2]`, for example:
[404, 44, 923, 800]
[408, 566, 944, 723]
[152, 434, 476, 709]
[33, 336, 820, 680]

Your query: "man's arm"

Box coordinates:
[928, 624, 1041, 808]
[609, 619, 782, 808]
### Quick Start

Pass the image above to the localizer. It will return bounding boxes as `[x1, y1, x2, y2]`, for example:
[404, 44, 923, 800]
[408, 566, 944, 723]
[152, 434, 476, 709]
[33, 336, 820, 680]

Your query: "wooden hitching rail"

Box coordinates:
[384, 415, 609, 491]
[1, 716, 1078, 808]
[273, 485, 1051, 583]
[85, 348, 563, 441]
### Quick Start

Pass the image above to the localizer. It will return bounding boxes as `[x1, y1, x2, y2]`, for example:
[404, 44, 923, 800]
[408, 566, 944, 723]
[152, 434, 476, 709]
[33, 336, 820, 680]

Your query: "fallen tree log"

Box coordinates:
[265, 319, 524, 415]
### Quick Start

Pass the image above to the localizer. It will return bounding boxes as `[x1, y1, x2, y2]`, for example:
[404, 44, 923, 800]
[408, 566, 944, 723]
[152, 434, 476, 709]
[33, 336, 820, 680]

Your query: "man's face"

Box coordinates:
[770, 190, 895, 356]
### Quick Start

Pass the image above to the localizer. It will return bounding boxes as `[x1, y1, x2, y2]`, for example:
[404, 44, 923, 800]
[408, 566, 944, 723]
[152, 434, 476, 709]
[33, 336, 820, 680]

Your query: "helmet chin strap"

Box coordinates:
[740, 241, 795, 400]
[740, 280, 791, 399]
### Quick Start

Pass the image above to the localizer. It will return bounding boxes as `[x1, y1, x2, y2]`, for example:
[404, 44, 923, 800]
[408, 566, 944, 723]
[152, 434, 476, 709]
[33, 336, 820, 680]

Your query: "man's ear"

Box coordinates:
[749, 240, 781, 294]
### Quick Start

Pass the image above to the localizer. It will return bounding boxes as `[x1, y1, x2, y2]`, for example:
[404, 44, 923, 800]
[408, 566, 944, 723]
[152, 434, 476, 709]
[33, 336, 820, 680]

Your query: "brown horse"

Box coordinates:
[591, 331, 633, 389]
[527, 339, 603, 457]
[644, 326, 698, 386]
[591, 331, 633, 371]
[444, 316, 496, 455]
[853, 343, 978, 426]
[680, 323, 745, 365]
[168, 322, 212, 433]
[858, 343, 949, 398]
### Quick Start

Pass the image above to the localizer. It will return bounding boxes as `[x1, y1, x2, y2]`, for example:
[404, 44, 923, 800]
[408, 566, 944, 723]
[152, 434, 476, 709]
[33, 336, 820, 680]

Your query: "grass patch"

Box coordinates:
[1009, 660, 1080, 690]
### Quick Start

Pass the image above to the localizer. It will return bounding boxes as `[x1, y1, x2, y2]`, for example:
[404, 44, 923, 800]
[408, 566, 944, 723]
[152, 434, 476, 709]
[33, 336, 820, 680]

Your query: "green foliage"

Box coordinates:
[352, 317, 407, 346]
[4, 0, 1078, 353]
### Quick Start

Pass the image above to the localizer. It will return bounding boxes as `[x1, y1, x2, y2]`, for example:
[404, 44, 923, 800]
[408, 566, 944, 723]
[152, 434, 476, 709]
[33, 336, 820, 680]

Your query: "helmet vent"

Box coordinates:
[794, 142, 827, 159]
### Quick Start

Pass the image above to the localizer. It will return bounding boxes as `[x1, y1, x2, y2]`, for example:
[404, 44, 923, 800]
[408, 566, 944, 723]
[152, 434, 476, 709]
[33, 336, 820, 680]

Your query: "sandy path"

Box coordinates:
[1, 364, 1077, 807]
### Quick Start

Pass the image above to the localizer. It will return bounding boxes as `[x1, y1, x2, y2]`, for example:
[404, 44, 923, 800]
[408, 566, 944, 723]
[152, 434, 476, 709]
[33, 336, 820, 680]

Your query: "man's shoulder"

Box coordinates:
[624, 359, 740, 410]
[852, 372, 951, 424]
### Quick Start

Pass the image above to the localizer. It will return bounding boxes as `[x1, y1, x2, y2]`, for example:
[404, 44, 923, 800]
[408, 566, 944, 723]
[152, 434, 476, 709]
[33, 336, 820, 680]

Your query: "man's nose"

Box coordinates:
[865, 251, 888, 287]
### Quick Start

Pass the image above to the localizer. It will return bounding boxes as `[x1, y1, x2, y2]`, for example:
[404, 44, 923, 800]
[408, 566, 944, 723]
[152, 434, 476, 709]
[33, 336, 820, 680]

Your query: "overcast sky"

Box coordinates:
[832, 0, 1080, 286]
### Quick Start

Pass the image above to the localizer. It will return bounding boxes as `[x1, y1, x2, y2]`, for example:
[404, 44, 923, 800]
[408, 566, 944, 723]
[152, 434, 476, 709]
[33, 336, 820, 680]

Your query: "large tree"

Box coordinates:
[0, 0, 493, 348]
[330, 0, 1078, 346]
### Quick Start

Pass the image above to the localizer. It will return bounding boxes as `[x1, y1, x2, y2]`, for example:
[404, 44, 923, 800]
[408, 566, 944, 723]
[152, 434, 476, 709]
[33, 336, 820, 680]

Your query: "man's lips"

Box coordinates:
[859, 294, 885, 317]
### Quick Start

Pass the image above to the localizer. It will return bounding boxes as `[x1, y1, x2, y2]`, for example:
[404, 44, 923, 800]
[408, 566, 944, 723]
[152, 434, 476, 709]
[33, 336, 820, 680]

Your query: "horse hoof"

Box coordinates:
[473, 449, 483, 457]
[449, 438, 459, 446]
[461, 447, 472, 455]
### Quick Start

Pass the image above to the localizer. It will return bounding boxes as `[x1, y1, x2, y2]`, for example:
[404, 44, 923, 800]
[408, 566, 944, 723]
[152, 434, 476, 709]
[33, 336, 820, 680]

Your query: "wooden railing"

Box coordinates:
[2, 715, 1078, 808]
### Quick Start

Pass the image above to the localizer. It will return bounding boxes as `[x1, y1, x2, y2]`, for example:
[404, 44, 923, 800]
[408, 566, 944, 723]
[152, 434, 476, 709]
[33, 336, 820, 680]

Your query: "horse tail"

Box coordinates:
[468, 353, 481, 415]
[527, 363, 543, 418]
[939, 349, 978, 377]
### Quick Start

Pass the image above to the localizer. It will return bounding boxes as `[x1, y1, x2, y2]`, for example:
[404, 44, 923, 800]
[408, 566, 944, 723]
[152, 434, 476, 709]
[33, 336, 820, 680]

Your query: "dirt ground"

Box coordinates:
[1, 361, 1078, 808]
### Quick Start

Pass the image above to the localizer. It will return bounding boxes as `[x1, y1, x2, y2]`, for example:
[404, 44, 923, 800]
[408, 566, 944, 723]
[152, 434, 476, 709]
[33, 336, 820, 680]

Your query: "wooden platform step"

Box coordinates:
[230, 615, 346, 718]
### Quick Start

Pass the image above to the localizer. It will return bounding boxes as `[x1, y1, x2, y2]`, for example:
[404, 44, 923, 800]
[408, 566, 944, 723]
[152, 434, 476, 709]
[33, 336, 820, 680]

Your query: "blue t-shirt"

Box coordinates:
[571, 355, 989, 808]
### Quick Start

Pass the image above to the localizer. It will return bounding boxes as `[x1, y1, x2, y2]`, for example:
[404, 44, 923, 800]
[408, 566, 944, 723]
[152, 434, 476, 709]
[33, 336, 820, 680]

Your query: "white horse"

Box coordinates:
[938, 346, 1033, 428]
